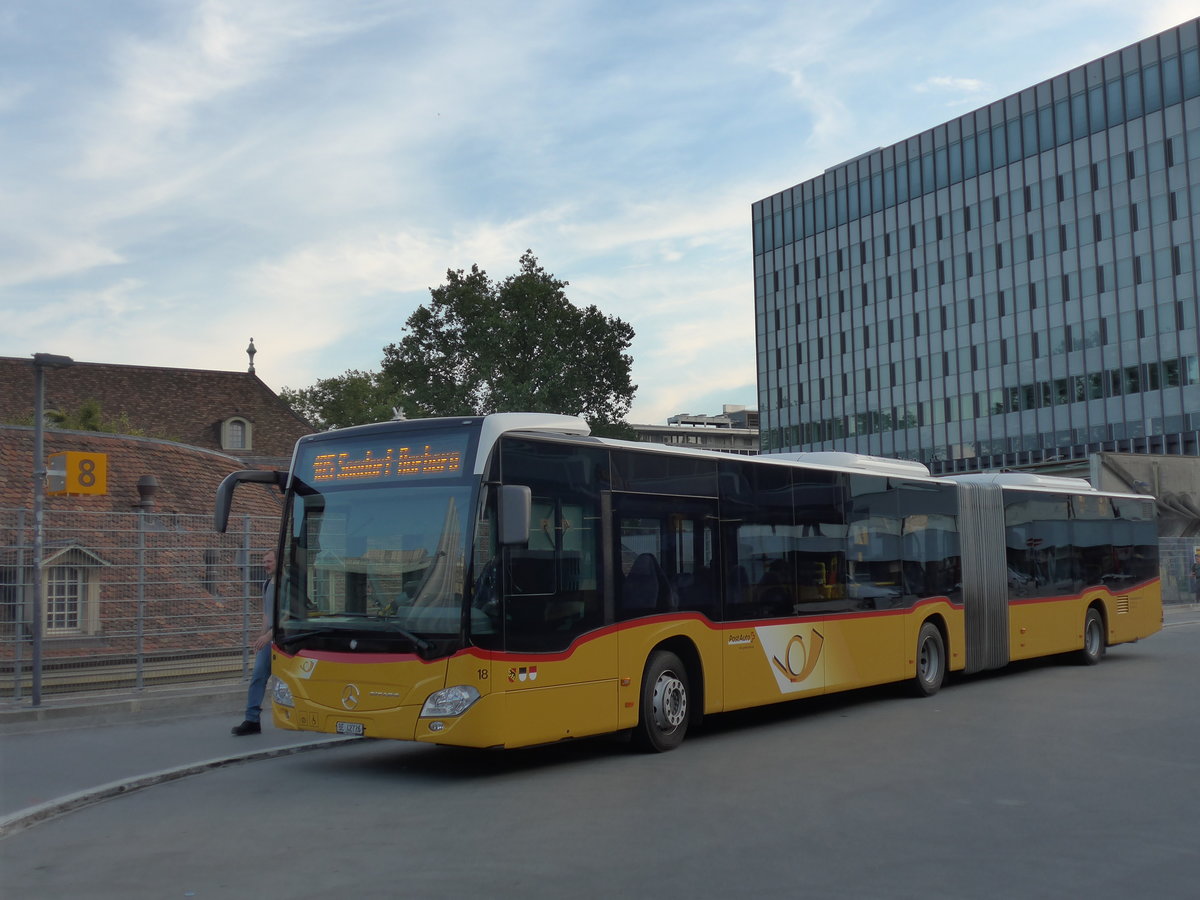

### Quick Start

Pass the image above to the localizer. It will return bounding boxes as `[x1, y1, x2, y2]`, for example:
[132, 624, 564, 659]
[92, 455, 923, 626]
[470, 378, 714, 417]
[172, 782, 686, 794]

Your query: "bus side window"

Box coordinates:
[495, 438, 608, 651]
[505, 498, 560, 597]
[507, 550, 557, 595]
[664, 511, 716, 615]
[717, 460, 796, 620]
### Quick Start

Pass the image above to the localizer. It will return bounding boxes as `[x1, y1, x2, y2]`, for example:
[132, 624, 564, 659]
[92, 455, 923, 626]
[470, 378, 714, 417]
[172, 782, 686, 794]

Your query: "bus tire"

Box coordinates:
[633, 650, 690, 752]
[912, 621, 946, 697]
[1078, 607, 1106, 666]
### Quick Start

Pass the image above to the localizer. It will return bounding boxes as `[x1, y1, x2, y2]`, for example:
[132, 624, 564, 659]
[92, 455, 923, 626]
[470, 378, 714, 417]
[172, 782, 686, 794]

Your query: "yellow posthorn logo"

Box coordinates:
[771, 631, 824, 683]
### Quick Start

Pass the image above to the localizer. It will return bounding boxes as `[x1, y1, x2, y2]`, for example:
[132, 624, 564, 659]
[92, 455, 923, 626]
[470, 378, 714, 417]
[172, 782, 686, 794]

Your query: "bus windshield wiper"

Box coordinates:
[374, 621, 435, 654]
[277, 630, 327, 653]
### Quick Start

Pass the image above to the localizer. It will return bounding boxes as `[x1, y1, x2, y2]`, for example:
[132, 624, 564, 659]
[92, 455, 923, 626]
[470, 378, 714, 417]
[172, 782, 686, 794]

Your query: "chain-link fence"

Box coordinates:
[1, 507, 279, 700]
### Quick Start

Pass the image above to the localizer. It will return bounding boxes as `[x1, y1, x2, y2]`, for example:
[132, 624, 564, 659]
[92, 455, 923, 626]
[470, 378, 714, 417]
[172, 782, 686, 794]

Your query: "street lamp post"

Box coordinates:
[30, 352, 74, 707]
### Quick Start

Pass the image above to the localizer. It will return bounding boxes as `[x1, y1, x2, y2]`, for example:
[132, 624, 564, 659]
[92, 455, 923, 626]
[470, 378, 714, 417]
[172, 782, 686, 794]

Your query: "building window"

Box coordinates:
[40, 547, 105, 636]
[221, 417, 253, 451]
[45, 565, 85, 632]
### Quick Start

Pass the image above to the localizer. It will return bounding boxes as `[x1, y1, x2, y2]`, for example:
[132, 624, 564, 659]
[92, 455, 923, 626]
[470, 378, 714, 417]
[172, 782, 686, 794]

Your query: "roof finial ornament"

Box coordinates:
[246, 338, 257, 374]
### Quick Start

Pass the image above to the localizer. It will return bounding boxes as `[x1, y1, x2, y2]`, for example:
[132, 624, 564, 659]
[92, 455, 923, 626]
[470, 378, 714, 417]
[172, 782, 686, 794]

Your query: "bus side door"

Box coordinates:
[500, 492, 617, 745]
[612, 493, 723, 725]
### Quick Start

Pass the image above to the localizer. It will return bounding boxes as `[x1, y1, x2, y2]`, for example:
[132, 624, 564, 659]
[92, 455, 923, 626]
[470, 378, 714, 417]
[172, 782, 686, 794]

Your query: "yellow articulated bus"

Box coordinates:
[215, 413, 1161, 752]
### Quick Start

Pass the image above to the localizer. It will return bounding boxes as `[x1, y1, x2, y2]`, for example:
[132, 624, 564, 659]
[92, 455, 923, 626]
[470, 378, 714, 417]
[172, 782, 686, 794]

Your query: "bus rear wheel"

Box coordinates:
[634, 650, 690, 752]
[1078, 607, 1106, 666]
[912, 622, 946, 697]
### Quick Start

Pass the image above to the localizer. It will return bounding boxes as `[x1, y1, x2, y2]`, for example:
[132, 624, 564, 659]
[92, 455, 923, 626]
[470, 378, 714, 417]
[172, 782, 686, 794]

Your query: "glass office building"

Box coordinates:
[754, 19, 1200, 474]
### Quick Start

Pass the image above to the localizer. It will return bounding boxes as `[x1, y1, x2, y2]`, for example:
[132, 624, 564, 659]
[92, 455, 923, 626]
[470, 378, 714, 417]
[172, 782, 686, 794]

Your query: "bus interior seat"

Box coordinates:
[676, 567, 715, 614]
[727, 565, 751, 604]
[622, 553, 673, 612]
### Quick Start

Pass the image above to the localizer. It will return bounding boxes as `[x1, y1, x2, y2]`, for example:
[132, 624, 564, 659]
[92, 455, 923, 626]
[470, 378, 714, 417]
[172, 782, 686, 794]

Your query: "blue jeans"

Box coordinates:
[244, 643, 272, 724]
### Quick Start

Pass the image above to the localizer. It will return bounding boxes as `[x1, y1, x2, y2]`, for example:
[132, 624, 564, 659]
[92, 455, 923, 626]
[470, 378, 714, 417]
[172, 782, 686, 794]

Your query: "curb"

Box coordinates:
[0, 683, 244, 734]
[0, 736, 359, 840]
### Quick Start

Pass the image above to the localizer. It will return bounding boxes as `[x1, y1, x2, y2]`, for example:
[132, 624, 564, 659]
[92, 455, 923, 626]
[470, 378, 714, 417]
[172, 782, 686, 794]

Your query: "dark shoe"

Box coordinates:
[231, 720, 261, 736]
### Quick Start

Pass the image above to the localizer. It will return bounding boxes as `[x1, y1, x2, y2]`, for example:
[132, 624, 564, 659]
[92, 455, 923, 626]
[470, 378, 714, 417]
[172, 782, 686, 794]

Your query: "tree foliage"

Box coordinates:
[278, 369, 401, 430]
[380, 251, 636, 436]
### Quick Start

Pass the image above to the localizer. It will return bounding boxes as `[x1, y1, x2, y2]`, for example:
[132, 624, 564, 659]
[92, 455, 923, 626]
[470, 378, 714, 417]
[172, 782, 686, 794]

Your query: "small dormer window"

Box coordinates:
[222, 417, 253, 451]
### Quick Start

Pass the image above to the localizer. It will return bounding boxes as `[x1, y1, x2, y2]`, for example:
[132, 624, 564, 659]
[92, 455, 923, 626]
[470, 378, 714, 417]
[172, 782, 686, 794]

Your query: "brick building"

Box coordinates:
[0, 354, 314, 694]
[0, 354, 312, 467]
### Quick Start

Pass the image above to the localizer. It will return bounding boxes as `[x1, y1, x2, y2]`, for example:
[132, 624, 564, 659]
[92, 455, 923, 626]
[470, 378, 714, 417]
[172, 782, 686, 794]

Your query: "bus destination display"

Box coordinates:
[307, 437, 467, 484]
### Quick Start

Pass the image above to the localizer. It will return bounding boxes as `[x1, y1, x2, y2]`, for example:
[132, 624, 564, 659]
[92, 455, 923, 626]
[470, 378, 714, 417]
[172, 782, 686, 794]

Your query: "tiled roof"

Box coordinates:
[0, 426, 286, 520]
[0, 357, 313, 460]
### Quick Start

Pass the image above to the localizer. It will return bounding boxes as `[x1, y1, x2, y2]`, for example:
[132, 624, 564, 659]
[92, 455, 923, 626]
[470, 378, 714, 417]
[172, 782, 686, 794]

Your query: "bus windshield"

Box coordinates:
[276, 425, 482, 656]
[274, 422, 477, 657]
[279, 483, 477, 655]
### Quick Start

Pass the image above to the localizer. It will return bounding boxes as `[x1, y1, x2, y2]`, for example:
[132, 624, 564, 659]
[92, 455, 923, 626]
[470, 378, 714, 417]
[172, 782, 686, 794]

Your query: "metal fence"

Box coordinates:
[1, 506, 1195, 701]
[1161, 536, 1200, 606]
[1, 507, 279, 700]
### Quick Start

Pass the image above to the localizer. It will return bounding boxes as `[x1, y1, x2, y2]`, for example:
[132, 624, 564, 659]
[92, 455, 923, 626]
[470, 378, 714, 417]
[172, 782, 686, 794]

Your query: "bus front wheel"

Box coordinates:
[912, 622, 946, 697]
[634, 650, 690, 752]
[1078, 607, 1106, 666]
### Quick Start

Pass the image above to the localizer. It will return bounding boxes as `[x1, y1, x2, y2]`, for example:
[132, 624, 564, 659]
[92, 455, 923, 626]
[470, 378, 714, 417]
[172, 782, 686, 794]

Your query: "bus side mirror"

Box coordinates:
[498, 484, 532, 546]
[214, 469, 287, 532]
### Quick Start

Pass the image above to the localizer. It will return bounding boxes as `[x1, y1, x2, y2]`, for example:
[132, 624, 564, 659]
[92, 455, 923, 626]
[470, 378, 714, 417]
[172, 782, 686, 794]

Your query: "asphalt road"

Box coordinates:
[3, 621, 1197, 899]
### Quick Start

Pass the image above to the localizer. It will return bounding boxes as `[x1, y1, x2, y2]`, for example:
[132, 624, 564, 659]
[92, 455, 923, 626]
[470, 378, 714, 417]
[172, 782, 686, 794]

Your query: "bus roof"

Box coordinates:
[572, 434, 943, 482]
[476, 413, 591, 472]
[357, 414, 1142, 499]
[769, 451, 932, 479]
[945, 472, 1096, 492]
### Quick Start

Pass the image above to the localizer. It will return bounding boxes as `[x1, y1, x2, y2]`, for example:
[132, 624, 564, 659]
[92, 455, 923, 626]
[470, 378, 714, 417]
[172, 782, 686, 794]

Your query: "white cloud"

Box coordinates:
[79, 277, 147, 317]
[914, 75, 987, 94]
[737, 2, 889, 148]
[1136, 2, 1200, 37]
[560, 190, 748, 260]
[0, 238, 123, 289]
[73, 0, 388, 180]
[632, 306, 758, 422]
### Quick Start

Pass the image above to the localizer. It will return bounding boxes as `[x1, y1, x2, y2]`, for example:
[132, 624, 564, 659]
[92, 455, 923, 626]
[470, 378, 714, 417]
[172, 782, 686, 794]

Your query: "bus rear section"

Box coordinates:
[950, 473, 1161, 673]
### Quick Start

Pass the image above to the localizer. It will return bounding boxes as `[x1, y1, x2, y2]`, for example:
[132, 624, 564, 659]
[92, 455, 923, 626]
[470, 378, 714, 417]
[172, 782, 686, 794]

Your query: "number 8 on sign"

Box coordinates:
[47, 452, 108, 496]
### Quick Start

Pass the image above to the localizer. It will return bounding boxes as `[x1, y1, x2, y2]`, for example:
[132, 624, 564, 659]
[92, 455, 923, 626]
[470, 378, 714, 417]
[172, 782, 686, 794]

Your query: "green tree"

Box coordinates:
[278, 369, 401, 430]
[35, 399, 149, 436]
[380, 251, 636, 437]
[0, 399, 182, 438]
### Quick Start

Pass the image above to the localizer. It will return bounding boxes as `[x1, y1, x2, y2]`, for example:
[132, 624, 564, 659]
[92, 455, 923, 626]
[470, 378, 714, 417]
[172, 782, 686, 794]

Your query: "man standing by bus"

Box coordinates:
[232, 549, 275, 736]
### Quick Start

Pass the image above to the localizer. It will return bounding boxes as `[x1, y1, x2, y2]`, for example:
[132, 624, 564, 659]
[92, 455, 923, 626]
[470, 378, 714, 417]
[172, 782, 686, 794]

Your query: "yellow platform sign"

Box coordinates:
[47, 452, 108, 496]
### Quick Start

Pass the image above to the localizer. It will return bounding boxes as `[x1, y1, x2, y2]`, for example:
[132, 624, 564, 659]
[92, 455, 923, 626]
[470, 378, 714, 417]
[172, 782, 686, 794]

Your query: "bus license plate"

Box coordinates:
[336, 722, 364, 736]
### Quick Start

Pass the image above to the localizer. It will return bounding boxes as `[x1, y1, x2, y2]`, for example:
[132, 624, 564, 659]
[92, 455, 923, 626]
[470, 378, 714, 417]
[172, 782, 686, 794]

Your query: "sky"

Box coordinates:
[1, 1, 1195, 425]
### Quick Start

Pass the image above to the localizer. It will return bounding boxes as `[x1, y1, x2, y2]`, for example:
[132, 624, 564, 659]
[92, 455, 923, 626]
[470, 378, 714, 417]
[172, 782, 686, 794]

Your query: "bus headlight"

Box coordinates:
[420, 685, 481, 717]
[272, 677, 295, 708]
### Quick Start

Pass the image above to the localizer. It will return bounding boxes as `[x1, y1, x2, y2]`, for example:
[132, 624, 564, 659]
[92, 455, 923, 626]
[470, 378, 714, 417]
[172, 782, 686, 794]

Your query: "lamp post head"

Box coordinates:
[32, 353, 75, 369]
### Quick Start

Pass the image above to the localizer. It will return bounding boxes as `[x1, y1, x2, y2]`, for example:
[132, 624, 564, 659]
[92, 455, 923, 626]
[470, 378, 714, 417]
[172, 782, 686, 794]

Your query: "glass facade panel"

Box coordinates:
[754, 19, 1200, 470]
